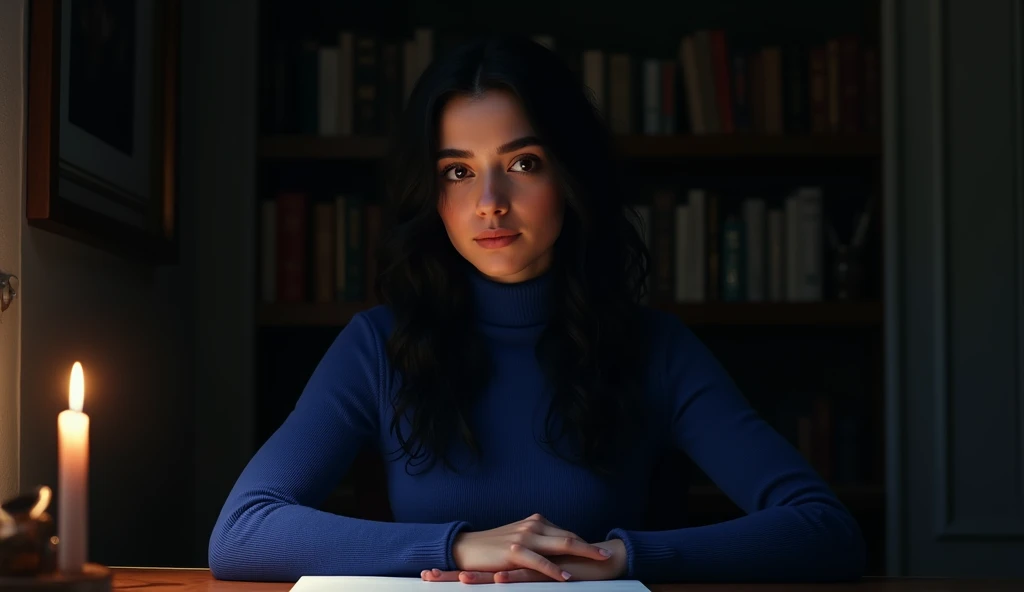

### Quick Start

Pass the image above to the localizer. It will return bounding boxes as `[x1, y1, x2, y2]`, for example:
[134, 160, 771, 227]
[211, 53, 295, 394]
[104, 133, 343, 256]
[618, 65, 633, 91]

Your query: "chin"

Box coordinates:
[472, 257, 550, 284]
[475, 262, 527, 280]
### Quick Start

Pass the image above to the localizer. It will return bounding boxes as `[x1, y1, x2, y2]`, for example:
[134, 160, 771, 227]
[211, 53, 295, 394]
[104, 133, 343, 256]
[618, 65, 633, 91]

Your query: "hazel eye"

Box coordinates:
[510, 156, 539, 173]
[444, 165, 470, 181]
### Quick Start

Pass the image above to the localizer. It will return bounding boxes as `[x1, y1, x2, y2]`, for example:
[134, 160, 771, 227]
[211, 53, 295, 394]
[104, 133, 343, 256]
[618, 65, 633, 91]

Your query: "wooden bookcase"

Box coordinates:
[253, 0, 887, 574]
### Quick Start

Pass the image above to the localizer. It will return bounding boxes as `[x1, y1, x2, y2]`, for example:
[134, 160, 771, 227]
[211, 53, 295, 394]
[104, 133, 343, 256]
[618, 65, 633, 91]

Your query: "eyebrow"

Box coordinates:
[436, 136, 543, 160]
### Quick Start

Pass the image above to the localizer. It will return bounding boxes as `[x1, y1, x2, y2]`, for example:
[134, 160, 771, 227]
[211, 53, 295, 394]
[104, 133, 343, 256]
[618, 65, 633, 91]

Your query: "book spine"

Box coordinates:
[275, 192, 307, 303]
[313, 202, 335, 303]
[652, 191, 675, 302]
[345, 197, 366, 301]
[353, 35, 379, 135]
[721, 215, 744, 302]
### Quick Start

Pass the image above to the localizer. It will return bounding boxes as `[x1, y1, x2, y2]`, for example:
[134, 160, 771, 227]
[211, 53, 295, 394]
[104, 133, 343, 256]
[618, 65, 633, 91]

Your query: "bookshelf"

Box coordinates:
[259, 133, 882, 160]
[254, 0, 887, 574]
[258, 300, 883, 328]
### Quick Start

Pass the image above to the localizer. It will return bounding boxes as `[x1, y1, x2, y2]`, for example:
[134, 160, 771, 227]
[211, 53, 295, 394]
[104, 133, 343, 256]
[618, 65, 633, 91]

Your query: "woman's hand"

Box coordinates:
[439, 513, 613, 582]
[423, 537, 627, 584]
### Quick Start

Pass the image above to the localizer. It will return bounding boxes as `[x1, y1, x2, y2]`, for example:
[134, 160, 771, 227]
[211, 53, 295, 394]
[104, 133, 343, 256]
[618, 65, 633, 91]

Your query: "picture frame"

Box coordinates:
[26, 0, 180, 264]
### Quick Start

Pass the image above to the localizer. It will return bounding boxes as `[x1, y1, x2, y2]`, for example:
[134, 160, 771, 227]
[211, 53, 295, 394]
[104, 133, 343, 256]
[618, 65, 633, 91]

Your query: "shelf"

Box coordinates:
[688, 483, 886, 513]
[258, 133, 882, 161]
[260, 135, 390, 159]
[614, 133, 881, 158]
[258, 301, 882, 328]
[659, 301, 882, 327]
[258, 301, 372, 327]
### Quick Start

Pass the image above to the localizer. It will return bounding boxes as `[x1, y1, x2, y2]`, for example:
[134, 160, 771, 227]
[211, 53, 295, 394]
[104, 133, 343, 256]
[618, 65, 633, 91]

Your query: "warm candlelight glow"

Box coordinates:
[59, 361, 89, 573]
[69, 361, 84, 412]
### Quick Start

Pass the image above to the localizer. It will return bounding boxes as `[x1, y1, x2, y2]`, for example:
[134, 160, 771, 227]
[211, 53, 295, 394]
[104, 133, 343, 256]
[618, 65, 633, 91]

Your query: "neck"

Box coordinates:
[468, 267, 554, 328]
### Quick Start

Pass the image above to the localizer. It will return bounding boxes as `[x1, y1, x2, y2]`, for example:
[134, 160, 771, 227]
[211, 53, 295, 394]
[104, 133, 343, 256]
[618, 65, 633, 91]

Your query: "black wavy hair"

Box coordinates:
[376, 34, 652, 478]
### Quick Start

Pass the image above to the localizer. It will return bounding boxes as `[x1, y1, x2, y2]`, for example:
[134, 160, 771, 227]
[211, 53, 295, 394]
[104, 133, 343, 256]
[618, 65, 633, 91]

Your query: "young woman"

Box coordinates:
[208, 34, 866, 585]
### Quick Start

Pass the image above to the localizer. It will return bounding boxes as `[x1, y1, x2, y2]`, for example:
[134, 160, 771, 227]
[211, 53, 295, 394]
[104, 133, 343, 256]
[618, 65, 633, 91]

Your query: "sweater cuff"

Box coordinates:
[444, 521, 473, 570]
[400, 521, 472, 572]
[606, 528, 678, 583]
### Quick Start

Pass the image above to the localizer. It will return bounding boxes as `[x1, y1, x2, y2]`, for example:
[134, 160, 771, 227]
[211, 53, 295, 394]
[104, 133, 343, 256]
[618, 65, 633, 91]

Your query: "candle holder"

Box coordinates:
[0, 486, 110, 592]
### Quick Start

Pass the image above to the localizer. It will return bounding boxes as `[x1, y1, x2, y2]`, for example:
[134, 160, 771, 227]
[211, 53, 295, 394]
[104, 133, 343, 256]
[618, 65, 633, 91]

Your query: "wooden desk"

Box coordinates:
[109, 568, 1024, 591]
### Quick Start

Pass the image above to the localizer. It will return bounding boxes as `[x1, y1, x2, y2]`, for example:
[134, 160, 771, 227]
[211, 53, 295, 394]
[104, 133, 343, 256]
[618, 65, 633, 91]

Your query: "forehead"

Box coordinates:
[438, 90, 536, 150]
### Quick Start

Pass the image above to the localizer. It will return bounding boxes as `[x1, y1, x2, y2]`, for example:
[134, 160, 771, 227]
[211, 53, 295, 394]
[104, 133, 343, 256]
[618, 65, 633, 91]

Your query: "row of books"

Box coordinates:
[262, 185, 869, 305]
[634, 186, 856, 303]
[264, 28, 878, 138]
[261, 192, 382, 304]
[265, 29, 434, 137]
[608, 30, 881, 136]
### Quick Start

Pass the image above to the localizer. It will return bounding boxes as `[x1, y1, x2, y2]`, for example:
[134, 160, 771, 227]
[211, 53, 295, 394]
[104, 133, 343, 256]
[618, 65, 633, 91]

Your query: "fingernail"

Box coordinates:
[432, 568, 441, 575]
[562, 571, 572, 580]
[599, 548, 612, 557]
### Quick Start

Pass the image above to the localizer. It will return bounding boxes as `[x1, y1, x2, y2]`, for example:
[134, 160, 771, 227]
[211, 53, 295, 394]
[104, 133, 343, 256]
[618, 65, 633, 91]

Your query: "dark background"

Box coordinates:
[4, 0, 1022, 579]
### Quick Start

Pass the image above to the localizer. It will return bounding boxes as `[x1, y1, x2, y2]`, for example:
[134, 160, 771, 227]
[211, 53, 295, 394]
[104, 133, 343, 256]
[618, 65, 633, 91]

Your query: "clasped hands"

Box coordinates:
[420, 513, 627, 584]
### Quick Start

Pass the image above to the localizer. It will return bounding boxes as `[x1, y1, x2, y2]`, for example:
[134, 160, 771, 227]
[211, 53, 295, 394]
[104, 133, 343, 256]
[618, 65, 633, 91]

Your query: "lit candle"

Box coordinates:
[57, 361, 89, 574]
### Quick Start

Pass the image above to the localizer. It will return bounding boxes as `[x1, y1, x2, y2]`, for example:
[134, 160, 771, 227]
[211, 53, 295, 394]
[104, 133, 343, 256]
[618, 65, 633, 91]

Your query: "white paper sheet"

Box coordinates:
[289, 576, 651, 591]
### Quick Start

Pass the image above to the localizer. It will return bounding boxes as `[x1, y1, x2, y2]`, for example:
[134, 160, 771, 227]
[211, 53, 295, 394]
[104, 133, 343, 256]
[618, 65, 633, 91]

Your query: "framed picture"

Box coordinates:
[26, 0, 179, 263]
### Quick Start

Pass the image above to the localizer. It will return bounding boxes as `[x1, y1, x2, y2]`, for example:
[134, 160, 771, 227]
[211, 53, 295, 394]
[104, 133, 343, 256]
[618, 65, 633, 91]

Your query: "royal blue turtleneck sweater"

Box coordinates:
[208, 270, 865, 583]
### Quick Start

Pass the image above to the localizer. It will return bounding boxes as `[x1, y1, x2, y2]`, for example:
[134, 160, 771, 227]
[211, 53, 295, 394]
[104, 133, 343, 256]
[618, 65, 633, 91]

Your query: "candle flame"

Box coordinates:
[69, 362, 84, 412]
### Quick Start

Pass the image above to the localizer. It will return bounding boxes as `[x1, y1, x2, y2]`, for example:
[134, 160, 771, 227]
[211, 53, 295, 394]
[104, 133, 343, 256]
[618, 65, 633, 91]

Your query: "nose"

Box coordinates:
[475, 170, 509, 217]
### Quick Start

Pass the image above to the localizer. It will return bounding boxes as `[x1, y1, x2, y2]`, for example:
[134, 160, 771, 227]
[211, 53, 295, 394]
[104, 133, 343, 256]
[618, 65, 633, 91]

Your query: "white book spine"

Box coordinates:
[799, 188, 823, 300]
[318, 47, 339, 135]
[768, 209, 784, 301]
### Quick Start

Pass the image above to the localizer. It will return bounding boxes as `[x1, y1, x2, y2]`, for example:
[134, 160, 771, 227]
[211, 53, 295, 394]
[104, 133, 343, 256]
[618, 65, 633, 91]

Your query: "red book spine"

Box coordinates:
[276, 191, 308, 303]
[710, 30, 734, 133]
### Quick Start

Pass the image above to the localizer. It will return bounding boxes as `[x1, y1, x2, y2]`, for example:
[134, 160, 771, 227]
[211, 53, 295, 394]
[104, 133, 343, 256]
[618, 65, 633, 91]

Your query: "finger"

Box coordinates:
[527, 533, 613, 561]
[509, 543, 573, 582]
[458, 571, 498, 584]
[495, 569, 551, 583]
[421, 569, 460, 582]
[538, 523, 590, 543]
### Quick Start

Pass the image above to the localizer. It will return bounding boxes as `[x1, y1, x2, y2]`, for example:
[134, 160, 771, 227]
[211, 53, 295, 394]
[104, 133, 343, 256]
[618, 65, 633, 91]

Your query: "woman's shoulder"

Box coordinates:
[635, 304, 694, 343]
[352, 302, 396, 330]
[344, 303, 396, 347]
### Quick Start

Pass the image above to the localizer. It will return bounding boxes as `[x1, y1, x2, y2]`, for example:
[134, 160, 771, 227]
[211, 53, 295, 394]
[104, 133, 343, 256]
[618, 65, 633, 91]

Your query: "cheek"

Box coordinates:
[525, 181, 565, 237]
[437, 191, 474, 241]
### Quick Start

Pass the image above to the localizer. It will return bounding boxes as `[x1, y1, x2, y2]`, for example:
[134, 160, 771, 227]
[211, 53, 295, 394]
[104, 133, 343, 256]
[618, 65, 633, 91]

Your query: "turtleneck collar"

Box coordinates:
[467, 267, 554, 328]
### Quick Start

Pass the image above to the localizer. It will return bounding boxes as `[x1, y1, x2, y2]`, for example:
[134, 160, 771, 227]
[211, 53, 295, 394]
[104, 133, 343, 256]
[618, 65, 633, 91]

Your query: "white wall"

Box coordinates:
[0, 0, 25, 503]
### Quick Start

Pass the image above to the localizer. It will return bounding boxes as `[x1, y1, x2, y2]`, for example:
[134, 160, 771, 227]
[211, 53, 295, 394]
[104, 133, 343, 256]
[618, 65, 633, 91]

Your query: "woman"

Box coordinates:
[208, 34, 865, 584]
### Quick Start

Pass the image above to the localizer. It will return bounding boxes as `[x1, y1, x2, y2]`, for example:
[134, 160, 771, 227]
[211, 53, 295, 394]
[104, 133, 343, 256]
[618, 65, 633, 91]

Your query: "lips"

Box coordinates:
[474, 229, 520, 240]
[473, 229, 522, 249]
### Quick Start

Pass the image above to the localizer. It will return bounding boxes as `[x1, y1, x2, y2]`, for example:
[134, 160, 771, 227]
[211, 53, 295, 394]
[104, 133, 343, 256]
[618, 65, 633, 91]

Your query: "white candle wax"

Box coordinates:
[58, 361, 88, 574]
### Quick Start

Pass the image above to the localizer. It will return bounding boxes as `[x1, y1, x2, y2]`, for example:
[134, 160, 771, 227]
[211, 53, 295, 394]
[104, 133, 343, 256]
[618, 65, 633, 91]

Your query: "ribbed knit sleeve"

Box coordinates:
[208, 312, 470, 581]
[606, 316, 866, 583]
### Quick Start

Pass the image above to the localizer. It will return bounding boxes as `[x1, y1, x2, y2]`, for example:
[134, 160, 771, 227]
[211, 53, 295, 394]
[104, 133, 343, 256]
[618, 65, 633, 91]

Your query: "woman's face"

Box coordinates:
[436, 89, 564, 284]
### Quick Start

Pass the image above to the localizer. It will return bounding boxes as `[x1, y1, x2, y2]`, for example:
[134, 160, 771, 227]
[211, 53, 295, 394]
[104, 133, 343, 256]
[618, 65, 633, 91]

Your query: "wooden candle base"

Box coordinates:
[0, 563, 111, 592]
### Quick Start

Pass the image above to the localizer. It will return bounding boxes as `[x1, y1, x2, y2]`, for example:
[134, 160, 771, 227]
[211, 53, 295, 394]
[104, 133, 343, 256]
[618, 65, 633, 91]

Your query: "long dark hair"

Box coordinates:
[376, 34, 651, 478]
